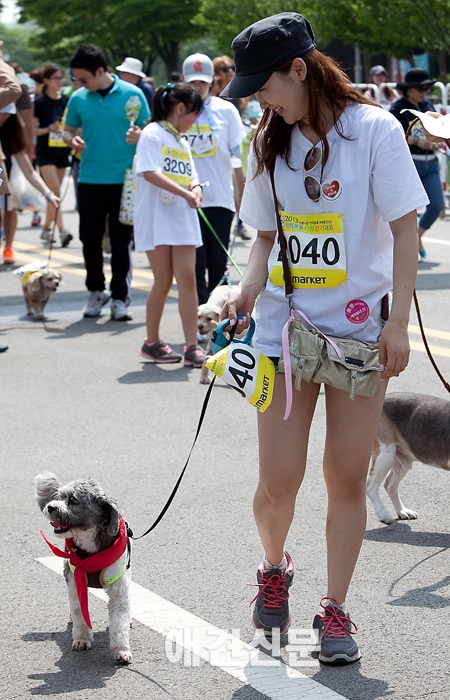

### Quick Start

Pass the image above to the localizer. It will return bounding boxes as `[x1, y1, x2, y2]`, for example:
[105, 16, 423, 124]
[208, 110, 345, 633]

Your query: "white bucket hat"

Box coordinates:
[182, 53, 214, 84]
[115, 57, 146, 79]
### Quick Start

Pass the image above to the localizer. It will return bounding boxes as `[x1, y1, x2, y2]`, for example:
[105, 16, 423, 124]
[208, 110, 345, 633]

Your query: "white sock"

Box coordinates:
[264, 555, 287, 571]
[322, 598, 347, 612]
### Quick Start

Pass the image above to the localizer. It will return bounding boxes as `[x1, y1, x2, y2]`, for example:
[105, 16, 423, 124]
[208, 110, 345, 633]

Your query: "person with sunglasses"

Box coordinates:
[219, 13, 427, 664]
[212, 56, 247, 117]
[390, 68, 443, 261]
[33, 63, 73, 247]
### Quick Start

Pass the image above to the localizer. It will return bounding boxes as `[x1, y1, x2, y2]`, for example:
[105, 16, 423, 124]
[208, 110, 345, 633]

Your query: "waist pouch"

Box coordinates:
[279, 311, 382, 410]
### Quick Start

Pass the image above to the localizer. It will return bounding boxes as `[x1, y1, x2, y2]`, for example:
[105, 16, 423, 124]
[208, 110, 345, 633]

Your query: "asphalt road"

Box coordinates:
[1, 180, 450, 700]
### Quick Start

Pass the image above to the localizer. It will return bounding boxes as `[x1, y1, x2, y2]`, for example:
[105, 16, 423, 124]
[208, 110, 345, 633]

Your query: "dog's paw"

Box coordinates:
[380, 515, 396, 525]
[114, 648, 132, 664]
[374, 505, 396, 524]
[199, 375, 211, 385]
[73, 639, 92, 651]
[398, 508, 418, 520]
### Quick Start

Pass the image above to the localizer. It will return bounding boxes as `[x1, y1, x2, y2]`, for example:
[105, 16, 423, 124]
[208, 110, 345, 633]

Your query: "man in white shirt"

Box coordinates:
[182, 53, 245, 303]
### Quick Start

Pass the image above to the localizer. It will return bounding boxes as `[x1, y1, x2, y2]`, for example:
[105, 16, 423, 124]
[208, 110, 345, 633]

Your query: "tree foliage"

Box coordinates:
[12, 0, 450, 80]
[0, 22, 39, 71]
[195, 0, 450, 77]
[19, 0, 203, 73]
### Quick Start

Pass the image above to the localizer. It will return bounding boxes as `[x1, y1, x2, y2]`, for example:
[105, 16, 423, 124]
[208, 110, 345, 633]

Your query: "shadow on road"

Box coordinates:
[416, 270, 450, 290]
[43, 317, 143, 340]
[23, 626, 119, 694]
[366, 523, 450, 609]
[117, 359, 227, 385]
[364, 522, 450, 549]
[312, 665, 394, 700]
[388, 574, 450, 608]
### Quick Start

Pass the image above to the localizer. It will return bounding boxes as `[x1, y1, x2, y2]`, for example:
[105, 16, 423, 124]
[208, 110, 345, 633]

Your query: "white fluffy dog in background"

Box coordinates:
[198, 284, 232, 384]
[35, 471, 132, 663]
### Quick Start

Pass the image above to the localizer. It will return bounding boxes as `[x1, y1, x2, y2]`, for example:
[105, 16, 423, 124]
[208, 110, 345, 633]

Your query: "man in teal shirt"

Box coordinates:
[63, 44, 150, 320]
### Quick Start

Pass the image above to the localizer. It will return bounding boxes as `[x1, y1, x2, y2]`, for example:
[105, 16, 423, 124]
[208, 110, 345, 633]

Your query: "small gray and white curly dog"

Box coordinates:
[35, 471, 132, 663]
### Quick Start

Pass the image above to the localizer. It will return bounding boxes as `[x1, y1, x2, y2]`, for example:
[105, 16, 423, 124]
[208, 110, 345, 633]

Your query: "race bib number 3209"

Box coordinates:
[270, 211, 346, 289]
[161, 145, 192, 187]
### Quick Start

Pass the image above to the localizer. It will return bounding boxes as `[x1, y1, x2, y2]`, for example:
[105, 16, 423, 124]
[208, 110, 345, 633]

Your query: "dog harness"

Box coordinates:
[22, 269, 40, 303]
[40, 518, 130, 629]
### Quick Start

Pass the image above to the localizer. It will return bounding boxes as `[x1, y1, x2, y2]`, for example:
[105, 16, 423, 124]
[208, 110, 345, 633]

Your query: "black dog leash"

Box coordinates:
[130, 376, 217, 540]
[130, 323, 238, 540]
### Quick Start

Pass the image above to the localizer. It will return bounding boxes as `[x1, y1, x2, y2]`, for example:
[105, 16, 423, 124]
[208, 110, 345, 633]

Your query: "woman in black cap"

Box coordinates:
[390, 68, 443, 260]
[220, 12, 427, 664]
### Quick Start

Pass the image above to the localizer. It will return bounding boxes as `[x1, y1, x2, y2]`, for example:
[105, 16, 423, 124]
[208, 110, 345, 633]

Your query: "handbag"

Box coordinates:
[119, 168, 135, 225]
[268, 168, 386, 418]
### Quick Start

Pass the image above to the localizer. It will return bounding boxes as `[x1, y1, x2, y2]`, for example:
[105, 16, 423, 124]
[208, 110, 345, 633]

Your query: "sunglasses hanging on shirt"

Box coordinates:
[304, 146, 324, 202]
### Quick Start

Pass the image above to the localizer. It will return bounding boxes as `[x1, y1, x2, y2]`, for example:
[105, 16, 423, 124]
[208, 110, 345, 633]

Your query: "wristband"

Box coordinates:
[44, 191, 55, 201]
[189, 183, 202, 192]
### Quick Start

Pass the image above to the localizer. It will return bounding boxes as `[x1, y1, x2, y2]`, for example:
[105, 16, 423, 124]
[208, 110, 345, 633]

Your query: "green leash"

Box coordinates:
[198, 208, 244, 278]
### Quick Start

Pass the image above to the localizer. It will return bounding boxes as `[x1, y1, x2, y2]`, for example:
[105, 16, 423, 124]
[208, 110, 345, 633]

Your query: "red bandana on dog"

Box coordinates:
[40, 518, 128, 629]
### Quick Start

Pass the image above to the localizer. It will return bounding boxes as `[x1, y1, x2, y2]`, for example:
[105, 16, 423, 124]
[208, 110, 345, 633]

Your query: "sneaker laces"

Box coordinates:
[319, 597, 358, 639]
[249, 570, 289, 609]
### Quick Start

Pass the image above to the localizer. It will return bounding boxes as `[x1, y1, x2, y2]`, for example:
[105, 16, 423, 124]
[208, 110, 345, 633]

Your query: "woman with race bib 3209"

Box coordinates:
[220, 13, 428, 664]
[133, 83, 206, 368]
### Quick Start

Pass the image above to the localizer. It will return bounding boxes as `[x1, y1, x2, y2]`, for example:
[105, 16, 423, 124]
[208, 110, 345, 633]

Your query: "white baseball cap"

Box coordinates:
[182, 53, 214, 84]
[115, 57, 146, 78]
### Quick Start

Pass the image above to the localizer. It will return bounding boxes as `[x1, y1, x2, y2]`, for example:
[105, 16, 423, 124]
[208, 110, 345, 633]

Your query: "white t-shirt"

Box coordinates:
[181, 96, 245, 211]
[133, 122, 202, 252]
[240, 103, 428, 357]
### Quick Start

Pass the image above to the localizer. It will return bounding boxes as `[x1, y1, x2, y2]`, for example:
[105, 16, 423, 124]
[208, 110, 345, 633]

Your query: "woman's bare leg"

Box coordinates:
[255, 374, 320, 565]
[145, 247, 173, 342]
[40, 165, 64, 228]
[322, 380, 388, 604]
[172, 245, 198, 347]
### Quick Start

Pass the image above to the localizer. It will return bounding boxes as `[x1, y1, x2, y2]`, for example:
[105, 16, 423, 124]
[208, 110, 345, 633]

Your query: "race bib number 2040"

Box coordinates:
[270, 211, 346, 289]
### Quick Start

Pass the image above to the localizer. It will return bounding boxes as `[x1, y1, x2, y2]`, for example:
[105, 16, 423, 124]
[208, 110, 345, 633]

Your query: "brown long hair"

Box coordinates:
[253, 50, 378, 177]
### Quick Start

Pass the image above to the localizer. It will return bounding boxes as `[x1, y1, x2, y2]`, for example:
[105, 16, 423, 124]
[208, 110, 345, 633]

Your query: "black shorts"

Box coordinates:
[37, 149, 71, 169]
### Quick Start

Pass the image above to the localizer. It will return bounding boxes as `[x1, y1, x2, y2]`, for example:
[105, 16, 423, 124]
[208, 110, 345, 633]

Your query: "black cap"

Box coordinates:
[396, 68, 435, 89]
[221, 13, 316, 98]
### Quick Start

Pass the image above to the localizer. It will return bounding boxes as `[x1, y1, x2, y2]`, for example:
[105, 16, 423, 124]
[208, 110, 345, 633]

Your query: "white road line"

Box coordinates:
[422, 236, 450, 246]
[37, 556, 347, 700]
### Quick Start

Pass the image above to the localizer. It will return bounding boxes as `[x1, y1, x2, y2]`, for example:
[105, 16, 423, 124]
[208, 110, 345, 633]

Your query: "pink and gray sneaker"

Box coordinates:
[313, 597, 361, 664]
[140, 339, 182, 363]
[249, 551, 294, 637]
[183, 344, 206, 368]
